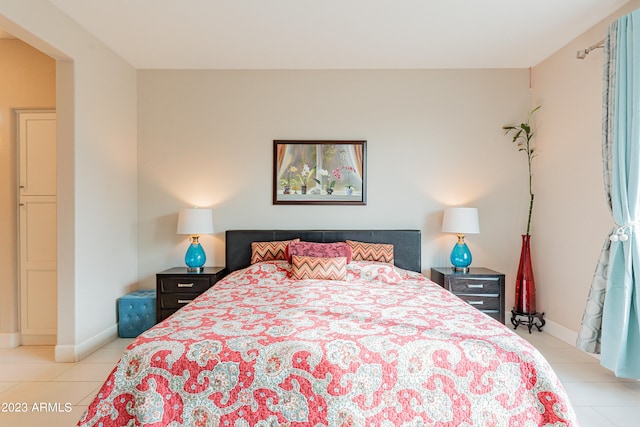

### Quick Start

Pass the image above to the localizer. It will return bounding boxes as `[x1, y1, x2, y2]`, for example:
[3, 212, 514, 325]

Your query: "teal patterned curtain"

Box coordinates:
[577, 11, 640, 379]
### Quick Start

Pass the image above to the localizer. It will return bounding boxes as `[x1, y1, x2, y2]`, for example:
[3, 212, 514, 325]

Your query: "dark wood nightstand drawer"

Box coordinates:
[159, 276, 212, 294]
[448, 276, 502, 294]
[156, 267, 227, 322]
[160, 309, 179, 320]
[484, 311, 502, 322]
[430, 267, 506, 324]
[159, 292, 202, 309]
[456, 294, 501, 311]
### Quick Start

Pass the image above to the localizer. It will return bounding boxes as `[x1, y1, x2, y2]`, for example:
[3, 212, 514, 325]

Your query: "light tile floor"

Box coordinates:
[0, 338, 131, 427]
[514, 329, 640, 427]
[0, 331, 638, 426]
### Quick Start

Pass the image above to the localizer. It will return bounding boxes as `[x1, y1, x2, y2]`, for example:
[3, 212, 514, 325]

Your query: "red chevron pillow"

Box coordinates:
[290, 255, 347, 280]
[250, 239, 300, 264]
[286, 241, 352, 263]
[346, 240, 394, 264]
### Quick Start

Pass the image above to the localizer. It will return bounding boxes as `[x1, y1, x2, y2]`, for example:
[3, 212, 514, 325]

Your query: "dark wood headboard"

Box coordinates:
[225, 229, 421, 273]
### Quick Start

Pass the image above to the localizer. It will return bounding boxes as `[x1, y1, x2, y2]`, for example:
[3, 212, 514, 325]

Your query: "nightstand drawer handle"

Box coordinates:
[467, 284, 484, 289]
[468, 300, 484, 305]
[177, 299, 193, 304]
[177, 282, 194, 288]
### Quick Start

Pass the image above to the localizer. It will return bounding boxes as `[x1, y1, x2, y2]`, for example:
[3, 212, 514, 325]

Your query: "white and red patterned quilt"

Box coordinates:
[78, 261, 577, 426]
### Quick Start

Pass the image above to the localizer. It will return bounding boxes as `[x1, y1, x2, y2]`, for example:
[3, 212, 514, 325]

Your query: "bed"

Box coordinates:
[78, 229, 577, 426]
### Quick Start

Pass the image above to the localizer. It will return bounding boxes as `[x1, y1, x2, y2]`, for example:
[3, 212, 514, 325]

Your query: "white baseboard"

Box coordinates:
[542, 318, 578, 345]
[0, 332, 21, 348]
[55, 324, 118, 362]
[542, 318, 600, 360]
[22, 334, 57, 346]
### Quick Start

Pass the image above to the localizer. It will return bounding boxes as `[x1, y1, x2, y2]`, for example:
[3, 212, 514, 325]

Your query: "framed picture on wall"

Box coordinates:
[273, 140, 367, 205]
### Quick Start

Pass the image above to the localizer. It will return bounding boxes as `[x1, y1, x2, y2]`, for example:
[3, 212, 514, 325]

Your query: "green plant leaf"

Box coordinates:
[502, 105, 541, 235]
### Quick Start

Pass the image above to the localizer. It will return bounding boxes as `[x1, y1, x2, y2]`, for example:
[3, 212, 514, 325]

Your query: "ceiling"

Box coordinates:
[27, 0, 632, 68]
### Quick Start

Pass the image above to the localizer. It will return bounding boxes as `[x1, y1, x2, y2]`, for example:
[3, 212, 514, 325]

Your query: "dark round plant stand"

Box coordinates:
[511, 309, 545, 333]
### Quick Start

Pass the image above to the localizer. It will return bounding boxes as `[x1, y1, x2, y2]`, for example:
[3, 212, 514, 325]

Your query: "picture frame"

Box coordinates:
[273, 140, 367, 205]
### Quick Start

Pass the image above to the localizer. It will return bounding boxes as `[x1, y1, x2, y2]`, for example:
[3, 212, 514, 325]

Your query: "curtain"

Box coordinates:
[276, 144, 294, 186]
[354, 144, 364, 178]
[340, 145, 364, 189]
[577, 11, 640, 379]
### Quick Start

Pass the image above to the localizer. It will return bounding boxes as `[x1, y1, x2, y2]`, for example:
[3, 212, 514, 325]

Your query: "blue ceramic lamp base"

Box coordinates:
[450, 234, 472, 272]
[185, 236, 206, 272]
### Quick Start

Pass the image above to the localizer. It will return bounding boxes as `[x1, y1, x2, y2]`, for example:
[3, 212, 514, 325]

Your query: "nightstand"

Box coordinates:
[430, 267, 505, 324]
[156, 267, 227, 322]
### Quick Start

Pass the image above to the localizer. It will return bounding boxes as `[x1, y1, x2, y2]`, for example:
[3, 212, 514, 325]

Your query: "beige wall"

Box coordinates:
[0, 0, 138, 361]
[139, 2, 640, 339]
[137, 69, 532, 302]
[0, 39, 55, 340]
[531, 0, 640, 338]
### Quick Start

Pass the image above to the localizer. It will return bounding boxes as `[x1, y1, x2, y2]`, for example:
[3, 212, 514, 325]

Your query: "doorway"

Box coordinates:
[17, 110, 57, 345]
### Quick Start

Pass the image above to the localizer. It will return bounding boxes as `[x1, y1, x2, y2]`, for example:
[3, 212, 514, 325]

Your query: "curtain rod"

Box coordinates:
[577, 39, 605, 59]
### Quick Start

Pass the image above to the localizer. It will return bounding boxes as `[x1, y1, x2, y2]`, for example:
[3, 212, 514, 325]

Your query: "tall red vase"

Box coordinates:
[514, 234, 536, 314]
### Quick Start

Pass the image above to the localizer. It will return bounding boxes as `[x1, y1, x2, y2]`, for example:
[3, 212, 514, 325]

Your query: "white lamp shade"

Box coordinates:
[177, 208, 214, 235]
[442, 207, 480, 234]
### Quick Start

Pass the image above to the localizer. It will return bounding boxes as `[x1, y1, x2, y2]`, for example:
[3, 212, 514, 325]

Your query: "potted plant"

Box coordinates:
[328, 167, 343, 195]
[280, 165, 299, 194]
[503, 106, 544, 325]
[298, 163, 320, 194]
[318, 169, 332, 194]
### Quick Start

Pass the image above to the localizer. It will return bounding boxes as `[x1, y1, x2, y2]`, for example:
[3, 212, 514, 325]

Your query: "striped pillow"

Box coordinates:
[346, 240, 394, 264]
[290, 255, 347, 280]
[250, 239, 300, 264]
[287, 241, 353, 263]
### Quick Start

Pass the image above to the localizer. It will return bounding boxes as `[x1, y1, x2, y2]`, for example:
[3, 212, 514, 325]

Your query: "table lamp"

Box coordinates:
[177, 207, 214, 272]
[441, 207, 480, 272]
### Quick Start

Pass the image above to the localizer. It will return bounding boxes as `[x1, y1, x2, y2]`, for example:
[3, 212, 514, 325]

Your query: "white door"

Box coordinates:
[17, 110, 57, 345]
